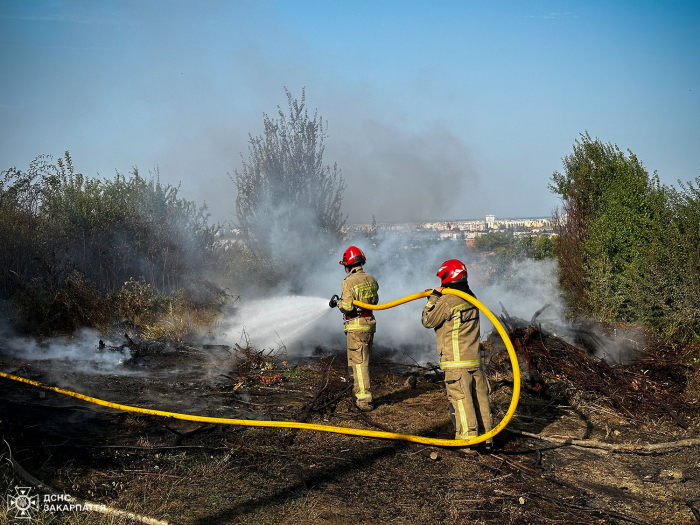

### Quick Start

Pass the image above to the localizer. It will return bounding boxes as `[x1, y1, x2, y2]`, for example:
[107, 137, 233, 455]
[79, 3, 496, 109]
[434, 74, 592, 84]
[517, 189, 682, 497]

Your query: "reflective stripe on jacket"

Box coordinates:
[339, 267, 378, 332]
[422, 289, 481, 369]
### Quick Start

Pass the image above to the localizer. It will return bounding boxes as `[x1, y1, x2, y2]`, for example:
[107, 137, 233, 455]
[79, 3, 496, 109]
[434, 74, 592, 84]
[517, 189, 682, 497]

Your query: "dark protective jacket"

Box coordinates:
[421, 280, 481, 370]
[338, 266, 379, 333]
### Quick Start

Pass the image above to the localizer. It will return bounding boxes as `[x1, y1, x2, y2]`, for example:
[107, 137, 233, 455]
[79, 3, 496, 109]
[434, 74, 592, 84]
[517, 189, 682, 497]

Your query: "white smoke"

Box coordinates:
[472, 257, 646, 363]
[221, 226, 642, 365]
[476, 258, 566, 331]
[218, 228, 566, 364]
[0, 324, 136, 375]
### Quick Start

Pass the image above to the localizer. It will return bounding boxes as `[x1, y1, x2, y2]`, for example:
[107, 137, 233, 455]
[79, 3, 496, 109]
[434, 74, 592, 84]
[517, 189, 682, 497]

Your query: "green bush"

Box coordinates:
[232, 88, 346, 289]
[472, 231, 555, 282]
[1, 152, 222, 298]
[1, 152, 226, 334]
[550, 133, 700, 341]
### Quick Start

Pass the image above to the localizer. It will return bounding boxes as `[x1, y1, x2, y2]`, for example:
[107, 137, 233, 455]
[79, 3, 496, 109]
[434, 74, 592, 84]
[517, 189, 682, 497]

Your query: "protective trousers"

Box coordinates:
[445, 368, 492, 440]
[346, 330, 373, 407]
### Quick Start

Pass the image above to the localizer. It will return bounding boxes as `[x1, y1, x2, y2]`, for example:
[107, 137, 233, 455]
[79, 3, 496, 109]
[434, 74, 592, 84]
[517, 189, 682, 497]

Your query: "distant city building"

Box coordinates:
[341, 215, 554, 243]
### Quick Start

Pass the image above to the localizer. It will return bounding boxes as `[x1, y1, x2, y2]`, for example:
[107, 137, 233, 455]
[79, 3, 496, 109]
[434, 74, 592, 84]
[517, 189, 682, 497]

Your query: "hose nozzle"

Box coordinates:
[329, 294, 340, 308]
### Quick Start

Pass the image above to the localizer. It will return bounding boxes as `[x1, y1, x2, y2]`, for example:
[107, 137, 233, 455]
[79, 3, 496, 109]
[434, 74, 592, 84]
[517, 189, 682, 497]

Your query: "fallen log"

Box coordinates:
[506, 428, 700, 454]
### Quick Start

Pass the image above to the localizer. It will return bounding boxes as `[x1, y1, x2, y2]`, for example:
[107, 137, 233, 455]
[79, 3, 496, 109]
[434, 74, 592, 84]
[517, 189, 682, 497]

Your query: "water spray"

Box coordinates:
[0, 290, 519, 447]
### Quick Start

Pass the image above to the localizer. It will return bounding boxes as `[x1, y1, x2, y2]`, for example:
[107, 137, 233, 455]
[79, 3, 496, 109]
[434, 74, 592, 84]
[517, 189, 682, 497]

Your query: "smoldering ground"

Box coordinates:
[217, 226, 465, 357]
[221, 228, 644, 365]
[0, 233, 641, 378]
[0, 324, 135, 375]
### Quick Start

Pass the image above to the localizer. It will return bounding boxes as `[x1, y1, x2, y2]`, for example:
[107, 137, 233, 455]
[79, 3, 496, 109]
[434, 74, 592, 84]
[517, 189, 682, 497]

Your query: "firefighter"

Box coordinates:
[329, 246, 379, 411]
[421, 259, 493, 449]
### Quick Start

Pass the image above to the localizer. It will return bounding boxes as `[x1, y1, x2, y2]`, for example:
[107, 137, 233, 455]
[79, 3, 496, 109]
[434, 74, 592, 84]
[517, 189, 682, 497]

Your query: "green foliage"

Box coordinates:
[359, 215, 380, 247]
[1, 152, 225, 334]
[472, 231, 555, 282]
[233, 88, 346, 287]
[621, 179, 700, 341]
[531, 235, 556, 260]
[551, 132, 700, 341]
[1, 152, 222, 294]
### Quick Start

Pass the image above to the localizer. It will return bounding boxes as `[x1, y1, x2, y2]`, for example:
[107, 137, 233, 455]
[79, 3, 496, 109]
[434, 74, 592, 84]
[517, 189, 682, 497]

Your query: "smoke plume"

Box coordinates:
[223, 227, 644, 365]
[0, 324, 135, 375]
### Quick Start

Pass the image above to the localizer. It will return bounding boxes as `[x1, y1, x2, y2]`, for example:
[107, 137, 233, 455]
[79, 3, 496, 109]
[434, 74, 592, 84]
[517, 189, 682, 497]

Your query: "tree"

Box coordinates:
[233, 88, 346, 287]
[1, 152, 222, 296]
[549, 133, 661, 314]
[547, 133, 700, 340]
[361, 215, 380, 248]
[1, 152, 225, 333]
[472, 231, 555, 283]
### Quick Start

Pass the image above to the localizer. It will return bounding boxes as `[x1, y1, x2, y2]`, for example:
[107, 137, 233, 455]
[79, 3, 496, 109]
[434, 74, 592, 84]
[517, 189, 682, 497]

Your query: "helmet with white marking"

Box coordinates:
[340, 246, 366, 267]
[436, 259, 468, 285]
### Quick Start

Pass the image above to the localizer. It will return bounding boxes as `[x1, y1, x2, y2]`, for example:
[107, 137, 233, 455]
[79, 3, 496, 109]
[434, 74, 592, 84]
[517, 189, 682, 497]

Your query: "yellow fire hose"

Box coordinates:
[0, 289, 519, 447]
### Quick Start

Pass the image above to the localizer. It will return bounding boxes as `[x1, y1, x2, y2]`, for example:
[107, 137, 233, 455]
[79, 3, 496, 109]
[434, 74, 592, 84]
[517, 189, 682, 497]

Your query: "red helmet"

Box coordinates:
[437, 259, 468, 285]
[340, 246, 366, 266]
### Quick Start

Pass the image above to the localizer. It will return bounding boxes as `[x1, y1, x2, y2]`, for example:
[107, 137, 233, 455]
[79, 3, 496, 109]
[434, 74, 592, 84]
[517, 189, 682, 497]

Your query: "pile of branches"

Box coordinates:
[507, 326, 695, 423]
[300, 357, 351, 418]
[232, 342, 285, 376]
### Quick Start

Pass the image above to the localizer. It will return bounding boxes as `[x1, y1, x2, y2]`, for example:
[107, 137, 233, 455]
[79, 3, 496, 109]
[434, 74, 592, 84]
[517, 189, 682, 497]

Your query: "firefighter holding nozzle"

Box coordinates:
[422, 259, 493, 449]
[329, 246, 379, 411]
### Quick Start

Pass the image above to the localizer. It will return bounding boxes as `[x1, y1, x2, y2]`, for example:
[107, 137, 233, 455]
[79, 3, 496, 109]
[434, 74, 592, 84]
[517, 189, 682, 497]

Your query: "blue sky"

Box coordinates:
[1, 0, 698, 223]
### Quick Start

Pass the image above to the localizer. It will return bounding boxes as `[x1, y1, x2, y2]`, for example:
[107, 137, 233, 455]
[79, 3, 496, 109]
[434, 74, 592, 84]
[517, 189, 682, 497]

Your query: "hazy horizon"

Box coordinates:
[1, 1, 698, 225]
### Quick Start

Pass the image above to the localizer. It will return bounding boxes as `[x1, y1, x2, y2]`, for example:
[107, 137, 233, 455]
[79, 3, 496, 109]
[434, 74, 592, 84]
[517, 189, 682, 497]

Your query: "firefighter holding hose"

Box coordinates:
[422, 259, 493, 449]
[329, 246, 379, 411]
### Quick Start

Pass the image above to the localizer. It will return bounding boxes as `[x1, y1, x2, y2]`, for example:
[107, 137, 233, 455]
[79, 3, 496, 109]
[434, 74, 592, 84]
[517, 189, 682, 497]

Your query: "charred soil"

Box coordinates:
[1, 332, 699, 524]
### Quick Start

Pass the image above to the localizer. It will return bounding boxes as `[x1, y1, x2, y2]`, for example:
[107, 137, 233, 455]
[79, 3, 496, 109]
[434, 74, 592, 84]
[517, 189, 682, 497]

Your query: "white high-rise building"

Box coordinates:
[485, 214, 495, 229]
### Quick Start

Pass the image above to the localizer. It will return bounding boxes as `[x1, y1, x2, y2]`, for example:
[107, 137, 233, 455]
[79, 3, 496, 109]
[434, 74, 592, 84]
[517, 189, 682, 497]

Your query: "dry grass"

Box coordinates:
[1, 345, 699, 524]
[11, 275, 227, 340]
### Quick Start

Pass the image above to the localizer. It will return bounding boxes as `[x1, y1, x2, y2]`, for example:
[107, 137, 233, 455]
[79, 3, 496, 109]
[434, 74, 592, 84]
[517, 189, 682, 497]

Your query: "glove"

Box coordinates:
[329, 294, 339, 308]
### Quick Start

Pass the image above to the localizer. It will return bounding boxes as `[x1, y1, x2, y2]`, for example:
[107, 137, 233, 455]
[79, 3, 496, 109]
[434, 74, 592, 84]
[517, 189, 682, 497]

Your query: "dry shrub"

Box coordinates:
[13, 271, 114, 334]
[504, 326, 695, 421]
[110, 278, 162, 328]
[137, 281, 228, 341]
[11, 273, 227, 340]
[177, 279, 228, 309]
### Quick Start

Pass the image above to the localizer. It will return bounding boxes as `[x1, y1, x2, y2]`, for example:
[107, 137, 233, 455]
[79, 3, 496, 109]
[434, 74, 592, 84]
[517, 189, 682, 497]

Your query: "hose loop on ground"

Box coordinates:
[354, 289, 520, 445]
[0, 290, 519, 447]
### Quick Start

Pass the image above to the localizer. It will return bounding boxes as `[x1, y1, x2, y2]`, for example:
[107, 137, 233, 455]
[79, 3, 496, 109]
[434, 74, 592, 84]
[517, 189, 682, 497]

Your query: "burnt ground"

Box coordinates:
[1, 338, 699, 525]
